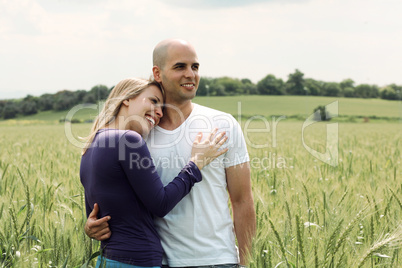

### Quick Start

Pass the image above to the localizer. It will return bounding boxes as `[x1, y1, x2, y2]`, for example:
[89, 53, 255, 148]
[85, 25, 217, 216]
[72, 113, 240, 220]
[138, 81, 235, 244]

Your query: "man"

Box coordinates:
[85, 39, 256, 267]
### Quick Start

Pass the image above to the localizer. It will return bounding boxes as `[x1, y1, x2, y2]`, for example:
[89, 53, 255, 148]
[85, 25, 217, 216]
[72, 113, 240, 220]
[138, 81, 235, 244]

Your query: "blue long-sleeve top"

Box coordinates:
[80, 129, 201, 267]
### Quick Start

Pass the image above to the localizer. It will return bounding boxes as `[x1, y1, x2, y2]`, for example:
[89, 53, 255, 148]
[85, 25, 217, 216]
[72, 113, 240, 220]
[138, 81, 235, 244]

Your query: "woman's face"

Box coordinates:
[123, 85, 164, 136]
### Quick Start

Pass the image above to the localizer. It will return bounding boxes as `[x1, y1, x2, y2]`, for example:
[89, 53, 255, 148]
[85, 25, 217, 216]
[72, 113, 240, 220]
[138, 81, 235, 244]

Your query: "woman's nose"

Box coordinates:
[155, 105, 163, 118]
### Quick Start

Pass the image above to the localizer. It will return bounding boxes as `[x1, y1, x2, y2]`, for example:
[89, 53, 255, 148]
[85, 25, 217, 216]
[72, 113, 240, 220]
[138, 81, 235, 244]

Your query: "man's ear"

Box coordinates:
[122, 100, 129, 107]
[152, 66, 162, 83]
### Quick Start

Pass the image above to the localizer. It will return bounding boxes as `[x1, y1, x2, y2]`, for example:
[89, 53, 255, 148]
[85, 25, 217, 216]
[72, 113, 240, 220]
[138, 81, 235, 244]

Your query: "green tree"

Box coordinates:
[343, 87, 355, 97]
[304, 78, 323, 96]
[285, 69, 305, 95]
[89, 85, 110, 101]
[214, 77, 243, 95]
[53, 90, 76, 111]
[74, 90, 88, 103]
[83, 93, 96, 104]
[241, 78, 252, 84]
[83, 85, 110, 103]
[20, 101, 38, 115]
[0, 101, 6, 119]
[380, 84, 401, 100]
[2, 102, 19, 119]
[313, 105, 332, 121]
[38, 94, 54, 111]
[322, 82, 341, 97]
[197, 77, 213, 96]
[19, 95, 38, 115]
[354, 84, 379, 98]
[257, 74, 284, 95]
[339, 79, 355, 97]
[340, 78, 355, 89]
[209, 82, 226, 96]
[241, 79, 258, 95]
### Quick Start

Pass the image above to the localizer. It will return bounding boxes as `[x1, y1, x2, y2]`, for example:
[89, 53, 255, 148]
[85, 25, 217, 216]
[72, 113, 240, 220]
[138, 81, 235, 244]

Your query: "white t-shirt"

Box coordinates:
[146, 103, 250, 267]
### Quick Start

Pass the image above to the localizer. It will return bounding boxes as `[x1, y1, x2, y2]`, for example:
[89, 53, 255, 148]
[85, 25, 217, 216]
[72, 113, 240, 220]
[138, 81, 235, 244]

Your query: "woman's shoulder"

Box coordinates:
[97, 129, 143, 144]
[120, 129, 143, 142]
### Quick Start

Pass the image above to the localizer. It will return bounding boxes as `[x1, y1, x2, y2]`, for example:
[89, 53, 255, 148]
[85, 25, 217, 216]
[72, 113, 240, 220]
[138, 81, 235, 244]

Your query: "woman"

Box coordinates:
[80, 78, 227, 268]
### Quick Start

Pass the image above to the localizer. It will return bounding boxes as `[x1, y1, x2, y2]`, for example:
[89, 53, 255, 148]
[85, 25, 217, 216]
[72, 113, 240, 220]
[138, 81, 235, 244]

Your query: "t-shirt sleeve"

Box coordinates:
[224, 114, 250, 168]
[118, 131, 202, 217]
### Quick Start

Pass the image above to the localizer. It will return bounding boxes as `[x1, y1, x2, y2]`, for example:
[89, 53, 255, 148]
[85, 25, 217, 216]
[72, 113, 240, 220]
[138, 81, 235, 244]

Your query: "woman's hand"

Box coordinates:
[190, 128, 228, 170]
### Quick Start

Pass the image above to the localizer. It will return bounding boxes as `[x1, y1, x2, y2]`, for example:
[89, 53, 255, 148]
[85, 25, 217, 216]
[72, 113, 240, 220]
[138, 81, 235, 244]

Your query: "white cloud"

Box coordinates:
[0, 0, 402, 99]
[155, 0, 308, 9]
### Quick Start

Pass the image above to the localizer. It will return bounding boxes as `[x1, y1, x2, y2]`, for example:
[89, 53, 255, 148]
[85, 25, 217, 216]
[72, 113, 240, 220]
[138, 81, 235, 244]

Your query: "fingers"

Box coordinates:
[95, 224, 112, 240]
[194, 132, 203, 144]
[98, 230, 112, 240]
[88, 203, 111, 225]
[216, 136, 228, 153]
[96, 215, 111, 225]
[211, 133, 228, 157]
[215, 147, 229, 157]
[85, 216, 112, 240]
[88, 203, 99, 219]
[206, 128, 218, 141]
[85, 203, 112, 241]
[213, 131, 227, 145]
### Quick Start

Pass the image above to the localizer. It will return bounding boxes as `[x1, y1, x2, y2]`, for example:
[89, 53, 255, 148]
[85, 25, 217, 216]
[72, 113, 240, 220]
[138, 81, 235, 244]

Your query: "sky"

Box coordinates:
[1, 0, 402, 99]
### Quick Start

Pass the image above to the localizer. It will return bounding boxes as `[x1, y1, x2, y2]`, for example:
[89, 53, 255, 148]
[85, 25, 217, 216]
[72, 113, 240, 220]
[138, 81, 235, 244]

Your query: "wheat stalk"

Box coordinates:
[269, 219, 289, 267]
[296, 215, 306, 268]
[285, 200, 292, 234]
[357, 225, 402, 267]
[389, 188, 402, 210]
[314, 243, 319, 268]
[333, 206, 368, 258]
[336, 189, 348, 208]
[383, 195, 393, 218]
[323, 219, 343, 267]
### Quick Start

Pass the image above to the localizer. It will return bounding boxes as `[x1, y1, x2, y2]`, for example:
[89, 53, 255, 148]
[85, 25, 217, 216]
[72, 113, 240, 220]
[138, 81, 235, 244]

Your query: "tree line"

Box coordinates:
[198, 69, 402, 99]
[1, 69, 401, 120]
[0, 85, 110, 119]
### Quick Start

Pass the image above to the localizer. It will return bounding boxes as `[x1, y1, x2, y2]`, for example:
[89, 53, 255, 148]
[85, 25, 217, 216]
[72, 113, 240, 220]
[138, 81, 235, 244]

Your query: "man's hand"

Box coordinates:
[84, 203, 112, 240]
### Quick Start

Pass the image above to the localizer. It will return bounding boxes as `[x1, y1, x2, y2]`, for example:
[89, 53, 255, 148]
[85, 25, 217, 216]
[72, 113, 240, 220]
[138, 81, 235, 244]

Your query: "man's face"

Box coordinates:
[158, 44, 200, 104]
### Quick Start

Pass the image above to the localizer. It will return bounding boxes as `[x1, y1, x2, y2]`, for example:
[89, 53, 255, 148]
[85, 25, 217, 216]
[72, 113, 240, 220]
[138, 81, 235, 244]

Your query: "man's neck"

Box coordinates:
[158, 101, 194, 130]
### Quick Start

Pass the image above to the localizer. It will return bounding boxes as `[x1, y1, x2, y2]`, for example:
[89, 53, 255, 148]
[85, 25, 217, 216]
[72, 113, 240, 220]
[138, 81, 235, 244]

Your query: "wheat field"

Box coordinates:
[0, 120, 401, 267]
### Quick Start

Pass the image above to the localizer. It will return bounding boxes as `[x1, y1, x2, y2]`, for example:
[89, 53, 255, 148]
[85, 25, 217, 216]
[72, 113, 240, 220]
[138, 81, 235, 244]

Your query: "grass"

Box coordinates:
[0, 115, 401, 266]
[193, 95, 402, 118]
[247, 121, 401, 267]
[2, 95, 401, 125]
[10, 106, 100, 123]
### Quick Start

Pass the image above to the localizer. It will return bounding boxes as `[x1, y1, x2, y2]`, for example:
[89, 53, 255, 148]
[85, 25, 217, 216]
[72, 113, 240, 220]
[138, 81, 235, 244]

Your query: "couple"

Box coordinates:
[80, 39, 256, 268]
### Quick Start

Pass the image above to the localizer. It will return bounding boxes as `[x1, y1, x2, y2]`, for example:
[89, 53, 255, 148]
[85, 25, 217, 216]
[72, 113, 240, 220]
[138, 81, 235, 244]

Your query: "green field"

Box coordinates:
[4, 95, 402, 125]
[0, 98, 401, 267]
[193, 95, 402, 119]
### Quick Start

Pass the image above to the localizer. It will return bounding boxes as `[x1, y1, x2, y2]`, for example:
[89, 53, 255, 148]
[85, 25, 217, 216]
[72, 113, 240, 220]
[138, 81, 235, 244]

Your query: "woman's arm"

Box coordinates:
[119, 129, 227, 217]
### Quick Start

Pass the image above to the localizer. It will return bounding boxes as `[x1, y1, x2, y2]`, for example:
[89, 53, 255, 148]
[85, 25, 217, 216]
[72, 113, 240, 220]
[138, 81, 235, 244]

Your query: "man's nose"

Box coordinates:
[184, 67, 195, 78]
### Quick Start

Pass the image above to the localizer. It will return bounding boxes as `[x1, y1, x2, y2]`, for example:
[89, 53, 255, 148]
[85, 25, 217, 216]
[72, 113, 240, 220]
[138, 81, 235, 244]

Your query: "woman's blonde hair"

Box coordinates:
[82, 78, 164, 155]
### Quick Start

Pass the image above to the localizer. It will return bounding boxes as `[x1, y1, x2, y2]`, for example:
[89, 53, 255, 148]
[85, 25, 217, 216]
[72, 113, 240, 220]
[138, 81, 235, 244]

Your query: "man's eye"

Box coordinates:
[192, 65, 199, 70]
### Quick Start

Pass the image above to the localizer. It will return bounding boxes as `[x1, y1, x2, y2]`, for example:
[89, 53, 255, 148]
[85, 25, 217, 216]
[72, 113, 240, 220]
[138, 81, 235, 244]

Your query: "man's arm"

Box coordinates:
[84, 203, 112, 241]
[226, 162, 256, 265]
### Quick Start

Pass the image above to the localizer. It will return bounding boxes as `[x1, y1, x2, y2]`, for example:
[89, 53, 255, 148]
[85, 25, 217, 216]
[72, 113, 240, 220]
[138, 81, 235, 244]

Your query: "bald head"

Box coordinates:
[152, 39, 195, 69]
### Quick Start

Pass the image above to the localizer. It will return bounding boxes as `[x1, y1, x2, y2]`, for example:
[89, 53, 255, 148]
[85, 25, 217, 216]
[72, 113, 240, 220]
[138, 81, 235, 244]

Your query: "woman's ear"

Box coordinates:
[122, 99, 130, 107]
